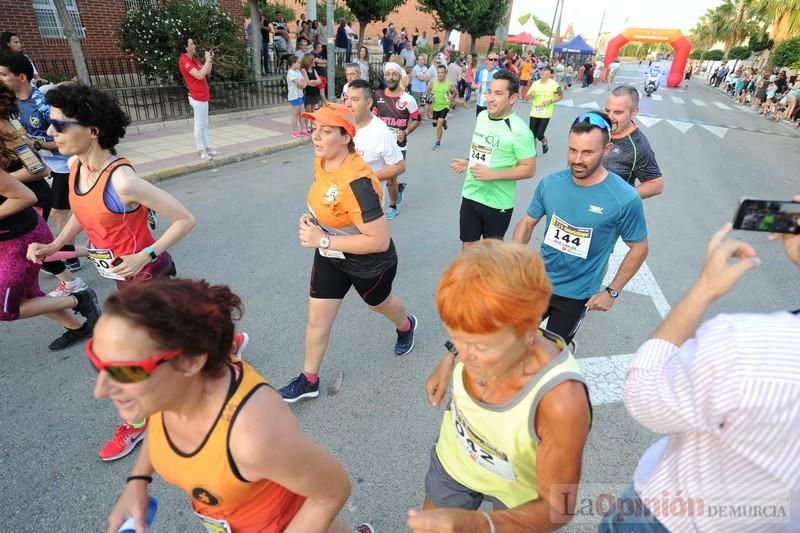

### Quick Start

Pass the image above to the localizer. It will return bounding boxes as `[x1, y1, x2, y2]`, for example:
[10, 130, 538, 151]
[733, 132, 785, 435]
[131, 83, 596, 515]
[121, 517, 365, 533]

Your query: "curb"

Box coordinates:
[129, 104, 292, 136]
[141, 137, 310, 183]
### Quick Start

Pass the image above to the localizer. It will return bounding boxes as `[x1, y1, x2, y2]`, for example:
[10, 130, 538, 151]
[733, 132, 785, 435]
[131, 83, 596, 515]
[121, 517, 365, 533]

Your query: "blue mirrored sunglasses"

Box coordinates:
[50, 119, 83, 133]
[572, 112, 611, 131]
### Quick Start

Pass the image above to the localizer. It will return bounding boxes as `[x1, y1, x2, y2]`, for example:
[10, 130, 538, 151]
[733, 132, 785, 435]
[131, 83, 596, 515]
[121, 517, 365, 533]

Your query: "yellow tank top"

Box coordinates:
[149, 360, 305, 532]
[528, 78, 560, 118]
[435, 330, 589, 508]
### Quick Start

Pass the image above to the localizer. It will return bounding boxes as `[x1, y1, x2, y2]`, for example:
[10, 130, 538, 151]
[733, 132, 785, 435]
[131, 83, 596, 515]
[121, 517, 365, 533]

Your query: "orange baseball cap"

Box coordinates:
[301, 103, 356, 138]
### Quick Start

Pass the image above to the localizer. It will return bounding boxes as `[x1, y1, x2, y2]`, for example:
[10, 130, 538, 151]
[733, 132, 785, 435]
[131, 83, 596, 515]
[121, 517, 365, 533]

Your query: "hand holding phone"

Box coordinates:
[732, 199, 800, 235]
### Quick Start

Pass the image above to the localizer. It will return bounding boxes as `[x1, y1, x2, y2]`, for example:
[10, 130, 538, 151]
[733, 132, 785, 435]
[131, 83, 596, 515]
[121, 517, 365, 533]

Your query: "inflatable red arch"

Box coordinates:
[604, 28, 692, 88]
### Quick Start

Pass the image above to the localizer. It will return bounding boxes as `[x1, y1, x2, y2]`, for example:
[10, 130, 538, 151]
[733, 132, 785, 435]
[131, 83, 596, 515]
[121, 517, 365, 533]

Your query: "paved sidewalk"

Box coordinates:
[118, 105, 309, 182]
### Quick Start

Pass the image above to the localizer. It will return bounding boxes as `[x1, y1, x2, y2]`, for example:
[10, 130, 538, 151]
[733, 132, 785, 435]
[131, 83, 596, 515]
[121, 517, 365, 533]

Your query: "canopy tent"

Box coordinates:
[553, 35, 595, 55]
[506, 32, 543, 45]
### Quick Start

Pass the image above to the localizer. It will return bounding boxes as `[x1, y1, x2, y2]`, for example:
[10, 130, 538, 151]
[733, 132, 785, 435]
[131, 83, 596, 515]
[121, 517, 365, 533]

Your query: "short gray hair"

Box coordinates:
[610, 85, 639, 109]
[345, 62, 361, 75]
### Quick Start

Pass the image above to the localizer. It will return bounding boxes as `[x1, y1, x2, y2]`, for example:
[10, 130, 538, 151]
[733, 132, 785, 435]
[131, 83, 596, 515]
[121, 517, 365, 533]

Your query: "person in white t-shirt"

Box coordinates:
[344, 79, 406, 203]
[340, 63, 362, 102]
[286, 56, 308, 138]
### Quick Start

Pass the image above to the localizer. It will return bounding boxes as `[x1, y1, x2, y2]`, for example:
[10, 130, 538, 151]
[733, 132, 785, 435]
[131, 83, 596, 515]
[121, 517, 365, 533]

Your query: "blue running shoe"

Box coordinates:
[385, 207, 398, 220]
[279, 373, 320, 403]
[395, 314, 418, 355]
[397, 182, 406, 205]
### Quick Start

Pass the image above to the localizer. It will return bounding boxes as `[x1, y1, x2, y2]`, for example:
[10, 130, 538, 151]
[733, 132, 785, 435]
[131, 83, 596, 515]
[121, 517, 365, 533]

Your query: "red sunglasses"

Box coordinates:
[85, 338, 182, 384]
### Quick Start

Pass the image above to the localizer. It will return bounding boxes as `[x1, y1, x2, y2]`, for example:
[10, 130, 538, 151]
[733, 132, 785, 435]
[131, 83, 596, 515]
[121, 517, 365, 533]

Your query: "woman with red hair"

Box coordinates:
[408, 240, 592, 533]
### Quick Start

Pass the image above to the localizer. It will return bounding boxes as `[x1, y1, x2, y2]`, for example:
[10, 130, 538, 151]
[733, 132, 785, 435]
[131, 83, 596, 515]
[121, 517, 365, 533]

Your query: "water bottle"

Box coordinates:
[117, 497, 158, 532]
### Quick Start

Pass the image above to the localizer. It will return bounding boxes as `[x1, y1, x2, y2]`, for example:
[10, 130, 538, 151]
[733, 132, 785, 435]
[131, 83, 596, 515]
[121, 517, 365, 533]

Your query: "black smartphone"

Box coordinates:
[732, 199, 800, 234]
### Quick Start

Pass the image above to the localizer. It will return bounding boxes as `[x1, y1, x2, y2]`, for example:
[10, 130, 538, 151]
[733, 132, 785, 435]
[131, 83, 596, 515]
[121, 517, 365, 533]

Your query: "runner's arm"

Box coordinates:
[488, 380, 590, 530]
[512, 214, 540, 244]
[375, 160, 405, 181]
[113, 168, 197, 258]
[406, 114, 421, 135]
[605, 239, 648, 293]
[636, 176, 664, 199]
[9, 162, 50, 184]
[231, 387, 351, 533]
[0, 170, 36, 218]
[327, 215, 390, 254]
[546, 87, 564, 106]
[48, 214, 84, 249]
[471, 156, 536, 182]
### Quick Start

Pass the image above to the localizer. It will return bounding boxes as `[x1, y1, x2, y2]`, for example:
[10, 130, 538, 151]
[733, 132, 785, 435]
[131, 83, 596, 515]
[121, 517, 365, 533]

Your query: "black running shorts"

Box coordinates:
[459, 197, 513, 243]
[310, 250, 396, 307]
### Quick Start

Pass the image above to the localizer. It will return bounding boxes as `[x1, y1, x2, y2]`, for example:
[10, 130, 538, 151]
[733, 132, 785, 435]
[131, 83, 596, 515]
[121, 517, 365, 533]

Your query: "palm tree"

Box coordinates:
[753, 0, 800, 46]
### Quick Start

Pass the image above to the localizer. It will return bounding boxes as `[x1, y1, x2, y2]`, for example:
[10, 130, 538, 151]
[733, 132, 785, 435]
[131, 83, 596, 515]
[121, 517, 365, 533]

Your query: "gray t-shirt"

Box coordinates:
[603, 127, 661, 186]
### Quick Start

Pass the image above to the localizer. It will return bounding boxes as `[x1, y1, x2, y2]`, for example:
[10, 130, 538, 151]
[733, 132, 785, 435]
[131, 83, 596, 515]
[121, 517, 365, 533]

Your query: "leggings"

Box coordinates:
[188, 96, 210, 151]
[529, 116, 551, 142]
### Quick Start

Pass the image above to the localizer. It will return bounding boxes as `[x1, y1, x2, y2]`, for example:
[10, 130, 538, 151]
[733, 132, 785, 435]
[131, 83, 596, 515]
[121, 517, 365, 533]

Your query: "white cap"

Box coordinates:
[384, 62, 403, 74]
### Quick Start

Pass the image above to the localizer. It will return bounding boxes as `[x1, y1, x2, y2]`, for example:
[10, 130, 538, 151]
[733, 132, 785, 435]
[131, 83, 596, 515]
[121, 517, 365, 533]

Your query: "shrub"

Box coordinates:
[242, 0, 295, 22]
[702, 49, 724, 61]
[727, 46, 751, 60]
[534, 46, 550, 57]
[117, 1, 251, 83]
[772, 37, 800, 68]
[689, 49, 704, 60]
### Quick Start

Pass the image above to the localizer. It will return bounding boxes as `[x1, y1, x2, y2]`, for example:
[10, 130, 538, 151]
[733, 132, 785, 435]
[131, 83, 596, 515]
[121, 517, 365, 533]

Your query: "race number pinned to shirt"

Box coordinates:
[543, 213, 593, 259]
[533, 106, 546, 116]
[451, 401, 516, 481]
[319, 248, 346, 259]
[87, 247, 125, 280]
[194, 511, 232, 533]
[469, 142, 493, 168]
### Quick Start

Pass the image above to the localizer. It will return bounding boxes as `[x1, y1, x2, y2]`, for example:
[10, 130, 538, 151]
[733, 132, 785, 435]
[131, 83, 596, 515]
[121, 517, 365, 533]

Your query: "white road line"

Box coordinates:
[713, 101, 731, 110]
[671, 96, 685, 104]
[636, 116, 662, 127]
[571, 87, 587, 93]
[667, 119, 694, 133]
[692, 99, 707, 107]
[577, 101, 600, 109]
[651, 94, 663, 101]
[698, 124, 728, 139]
[591, 89, 606, 94]
[555, 99, 574, 107]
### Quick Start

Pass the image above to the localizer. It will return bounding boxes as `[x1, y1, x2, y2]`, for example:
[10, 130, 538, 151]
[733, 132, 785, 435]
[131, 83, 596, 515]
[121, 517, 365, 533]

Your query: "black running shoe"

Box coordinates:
[48, 323, 91, 351]
[73, 288, 101, 329]
[542, 141, 549, 154]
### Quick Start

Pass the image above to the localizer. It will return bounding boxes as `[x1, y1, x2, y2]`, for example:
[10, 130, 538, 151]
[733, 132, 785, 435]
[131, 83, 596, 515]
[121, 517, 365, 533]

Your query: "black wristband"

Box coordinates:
[445, 340, 458, 357]
[126, 475, 153, 484]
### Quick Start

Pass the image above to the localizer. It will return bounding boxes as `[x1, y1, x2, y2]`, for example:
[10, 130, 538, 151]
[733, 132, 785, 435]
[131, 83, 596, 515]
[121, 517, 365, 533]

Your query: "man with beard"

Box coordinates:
[603, 86, 664, 199]
[372, 62, 421, 219]
[512, 112, 648, 346]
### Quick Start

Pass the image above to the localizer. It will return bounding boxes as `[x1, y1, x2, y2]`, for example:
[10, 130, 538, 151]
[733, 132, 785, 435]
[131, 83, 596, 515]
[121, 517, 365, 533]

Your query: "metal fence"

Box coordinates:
[105, 77, 288, 123]
[34, 56, 151, 88]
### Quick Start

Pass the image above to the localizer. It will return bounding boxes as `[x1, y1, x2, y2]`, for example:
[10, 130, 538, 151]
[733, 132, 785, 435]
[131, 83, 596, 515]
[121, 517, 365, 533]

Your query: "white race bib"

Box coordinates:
[87, 247, 125, 280]
[451, 402, 516, 481]
[194, 511, 232, 533]
[533, 105, 546, 115]
[469, 142, 493, 168]
[543, 213, 593, 259]
[319, 247, 346, 259]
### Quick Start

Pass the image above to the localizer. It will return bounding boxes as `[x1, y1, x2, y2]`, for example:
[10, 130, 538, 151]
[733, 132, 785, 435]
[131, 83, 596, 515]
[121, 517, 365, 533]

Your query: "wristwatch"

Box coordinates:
[605, 287, 619, 299]
[143, 246, 158, 263]
[33, 140, 42, 151]
[319, 235, 331, 250]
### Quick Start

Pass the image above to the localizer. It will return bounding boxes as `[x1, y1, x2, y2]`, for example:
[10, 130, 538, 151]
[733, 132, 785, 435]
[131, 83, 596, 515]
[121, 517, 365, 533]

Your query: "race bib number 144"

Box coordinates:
[543, 213, 593, 259]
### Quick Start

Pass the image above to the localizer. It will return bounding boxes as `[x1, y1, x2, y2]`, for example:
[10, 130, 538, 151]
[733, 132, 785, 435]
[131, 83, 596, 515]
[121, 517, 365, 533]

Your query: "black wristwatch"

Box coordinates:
[445, 340, 459, 357]
[605, 287, 619, 299]
[33, 140, 42, 151]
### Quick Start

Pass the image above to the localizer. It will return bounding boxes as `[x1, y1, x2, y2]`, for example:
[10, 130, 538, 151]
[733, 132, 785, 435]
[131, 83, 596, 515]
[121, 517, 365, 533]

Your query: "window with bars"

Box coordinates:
[124, 0, 157, 12]
[32, 0, 85, 39]
[195, 0, 219, 5]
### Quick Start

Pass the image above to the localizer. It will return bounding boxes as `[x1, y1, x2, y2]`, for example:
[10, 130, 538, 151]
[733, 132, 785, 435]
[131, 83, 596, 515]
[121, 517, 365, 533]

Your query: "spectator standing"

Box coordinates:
[600, 221, 800, 532]
[356, 46, 370, 82]
[400, 44, 416, 74]
[286, 56, 308, 139]
[300, 53, 322, 118]
[410, 55, 430, 114]
[464, 56, 477, 105]
[335, 20, 349, 65]
[418, 31, 429, 48]
[382, 27, 395, 61]
[0, 32, 46, 87]
[177, 36, 217, 160]
[412, 27, 419, 47]
[344, 21, 355, 63]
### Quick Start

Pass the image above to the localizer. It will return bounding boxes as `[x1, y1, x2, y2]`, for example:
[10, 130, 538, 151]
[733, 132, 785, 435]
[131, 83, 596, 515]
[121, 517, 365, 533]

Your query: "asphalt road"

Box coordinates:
[1, 61, 798, 532]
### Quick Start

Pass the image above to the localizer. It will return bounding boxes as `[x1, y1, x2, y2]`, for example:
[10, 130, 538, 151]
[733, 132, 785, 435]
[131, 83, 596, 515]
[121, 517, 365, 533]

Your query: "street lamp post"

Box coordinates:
[326, 0, 335, 102]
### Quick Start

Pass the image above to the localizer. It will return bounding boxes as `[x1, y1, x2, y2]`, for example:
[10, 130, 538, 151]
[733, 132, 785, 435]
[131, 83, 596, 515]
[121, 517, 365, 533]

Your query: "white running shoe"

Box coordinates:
[48, 277, 89, 297]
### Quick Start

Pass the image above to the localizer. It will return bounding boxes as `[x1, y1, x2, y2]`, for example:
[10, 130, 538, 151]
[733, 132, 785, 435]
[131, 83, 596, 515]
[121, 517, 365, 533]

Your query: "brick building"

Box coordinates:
[0, 0, 245, 63]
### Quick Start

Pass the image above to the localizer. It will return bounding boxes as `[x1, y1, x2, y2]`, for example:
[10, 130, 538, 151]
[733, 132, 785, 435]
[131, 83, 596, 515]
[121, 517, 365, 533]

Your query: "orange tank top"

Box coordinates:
[68, 157, 154, 256]
[148, 360, 306, 532]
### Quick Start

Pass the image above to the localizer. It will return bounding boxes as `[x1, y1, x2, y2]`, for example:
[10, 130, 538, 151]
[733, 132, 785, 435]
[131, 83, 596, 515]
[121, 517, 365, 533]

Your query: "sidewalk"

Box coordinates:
[118, 105, 309, 182]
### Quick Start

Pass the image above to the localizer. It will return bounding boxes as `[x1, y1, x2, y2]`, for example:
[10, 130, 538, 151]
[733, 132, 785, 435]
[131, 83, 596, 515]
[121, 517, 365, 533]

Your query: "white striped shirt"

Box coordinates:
[625, 312, 800, 532]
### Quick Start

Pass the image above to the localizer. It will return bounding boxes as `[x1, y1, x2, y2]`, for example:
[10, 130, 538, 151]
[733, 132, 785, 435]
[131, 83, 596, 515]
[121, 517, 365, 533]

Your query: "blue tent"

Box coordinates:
[553, 35, 595, 55]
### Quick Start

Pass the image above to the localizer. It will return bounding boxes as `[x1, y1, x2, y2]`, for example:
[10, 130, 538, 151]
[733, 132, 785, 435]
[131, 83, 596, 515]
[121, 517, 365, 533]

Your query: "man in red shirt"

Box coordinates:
[177, 35, 218, 160]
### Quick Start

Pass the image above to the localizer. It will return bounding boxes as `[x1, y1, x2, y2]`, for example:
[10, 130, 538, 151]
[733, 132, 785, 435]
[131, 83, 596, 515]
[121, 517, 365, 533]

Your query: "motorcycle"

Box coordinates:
[644, 71, 660, 97]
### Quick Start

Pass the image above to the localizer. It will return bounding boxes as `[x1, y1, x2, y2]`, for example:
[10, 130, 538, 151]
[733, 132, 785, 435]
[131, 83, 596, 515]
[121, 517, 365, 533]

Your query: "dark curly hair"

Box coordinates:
[0, 81, 19, 163]
[104, 278, 244, 377]
[0, 81, 18, 119]
[44, 83, 131, 150]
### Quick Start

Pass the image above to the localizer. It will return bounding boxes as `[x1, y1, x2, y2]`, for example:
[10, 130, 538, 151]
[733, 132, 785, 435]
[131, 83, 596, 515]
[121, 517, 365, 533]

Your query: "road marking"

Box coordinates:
[671, 96, 685, 104]
[591, 88, 606, 94]
[571, 87, 587, 93]
[651, 94, 663, 101]
[636, 116, 662, 128]
[713, 101, 731, 110]
[556, 99, 574, 107]
[692, 99, 707, 107]
[698, 124, 728, 139]
[580, 240, 672, 405]
[578, 101, 600, 109]
[667, 119, 693, 133]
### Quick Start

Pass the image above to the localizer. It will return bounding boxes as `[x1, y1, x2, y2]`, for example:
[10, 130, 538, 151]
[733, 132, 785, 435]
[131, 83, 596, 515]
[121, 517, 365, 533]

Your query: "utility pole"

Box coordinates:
[551, 0, 565, 60]
[326, 0, 335, 101]
[595, 9, 606, 53]
[309, 0, 317, 21]
[53, 0, 89, 84]
[547, 0, 560, 52]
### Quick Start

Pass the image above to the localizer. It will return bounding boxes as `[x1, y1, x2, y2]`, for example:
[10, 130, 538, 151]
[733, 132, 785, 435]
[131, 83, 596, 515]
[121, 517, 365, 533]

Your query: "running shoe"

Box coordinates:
[200, 151, 213, 160]
[48, 277, 88, 297]
[98, 422, 147, 461]
[73, 288, 101, 329]
[542, 141, 549, 154]
[385, 207, 398, 220]
[48, 323, 91, 351]
[147, 209, 158, 230]
[206, 149, 221, 156]
[354, 524, 375, 533]
[279, 373, 320, 403]
[291, 131, 305, 139]
[395, 314, 418, 356]
[433, 142, 440, 151]
[443, 120, 448, 130]
[231, 331, 249, 359]
[397, 182, 406, 205]
[64, 258, 82, 272]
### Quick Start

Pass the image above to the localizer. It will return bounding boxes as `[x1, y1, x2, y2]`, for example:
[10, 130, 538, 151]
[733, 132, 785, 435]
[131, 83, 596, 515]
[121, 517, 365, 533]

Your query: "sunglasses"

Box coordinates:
[488, 57, 498, 61]
[572, 112, 611, 131]
[50, 119, 83, 133]
[85, 338, 182, 384]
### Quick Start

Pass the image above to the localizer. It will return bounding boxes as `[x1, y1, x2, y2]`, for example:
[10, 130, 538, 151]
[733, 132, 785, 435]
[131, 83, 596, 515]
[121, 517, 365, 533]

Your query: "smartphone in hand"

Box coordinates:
[732, 199, 800, 235]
